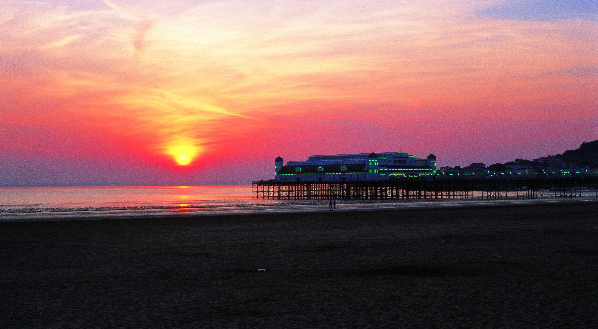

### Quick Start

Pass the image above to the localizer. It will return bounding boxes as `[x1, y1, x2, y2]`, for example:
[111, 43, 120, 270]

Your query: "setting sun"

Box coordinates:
[176, 156, 191, 166]
[164, 143, 201, 166]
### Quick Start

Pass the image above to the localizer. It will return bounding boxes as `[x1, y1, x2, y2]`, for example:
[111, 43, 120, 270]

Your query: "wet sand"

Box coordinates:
[2, 201, 598, 328]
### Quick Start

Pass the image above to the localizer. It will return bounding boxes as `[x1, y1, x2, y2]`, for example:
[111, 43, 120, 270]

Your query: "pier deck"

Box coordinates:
[252, 177, 598, 200]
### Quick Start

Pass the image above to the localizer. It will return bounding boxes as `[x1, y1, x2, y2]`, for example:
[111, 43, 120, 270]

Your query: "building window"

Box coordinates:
[318, 166, 324, 172]
[340, 165, 347, 171]
[295, 167, 301, 172]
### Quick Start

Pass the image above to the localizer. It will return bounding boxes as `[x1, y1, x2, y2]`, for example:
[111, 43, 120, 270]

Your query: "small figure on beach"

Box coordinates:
[333, 200, 336, 209]
[329, 200, 333, 210]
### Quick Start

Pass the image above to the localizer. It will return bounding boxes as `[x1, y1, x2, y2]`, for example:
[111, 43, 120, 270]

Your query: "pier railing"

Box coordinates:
[252, 177, 598, 200]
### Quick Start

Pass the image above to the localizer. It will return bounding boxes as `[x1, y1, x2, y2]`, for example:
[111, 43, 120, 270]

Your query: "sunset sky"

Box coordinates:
[1, 0, 597, 186]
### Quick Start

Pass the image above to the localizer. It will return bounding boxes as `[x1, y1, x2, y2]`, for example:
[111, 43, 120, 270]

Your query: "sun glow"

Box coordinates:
[164, 143, 201, 166]
[177, 155, 191, 166]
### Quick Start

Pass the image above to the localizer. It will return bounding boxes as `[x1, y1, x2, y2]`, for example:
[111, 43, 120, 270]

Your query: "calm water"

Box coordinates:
[1, 185, 596, 221]
[0, 186, 264, 220]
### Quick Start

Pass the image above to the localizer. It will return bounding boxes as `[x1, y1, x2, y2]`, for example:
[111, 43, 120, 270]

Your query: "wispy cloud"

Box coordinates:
[42, 34, 82, 48]
[552, 66, 598, 78]
[479, 0, 598, 22]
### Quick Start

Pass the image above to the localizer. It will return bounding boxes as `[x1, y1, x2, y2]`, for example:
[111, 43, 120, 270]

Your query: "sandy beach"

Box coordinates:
[1, 201, 598, 328]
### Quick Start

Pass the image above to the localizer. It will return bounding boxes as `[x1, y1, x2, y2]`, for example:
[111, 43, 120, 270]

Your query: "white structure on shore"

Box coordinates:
[275, 152, 436, 182]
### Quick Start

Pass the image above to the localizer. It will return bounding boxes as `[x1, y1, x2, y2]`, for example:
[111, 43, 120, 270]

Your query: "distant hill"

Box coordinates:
[560, 140, 598, 168]
[487, 139, 598, 170]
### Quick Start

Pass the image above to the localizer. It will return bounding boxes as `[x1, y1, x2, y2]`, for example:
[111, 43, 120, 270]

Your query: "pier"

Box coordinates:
[252, 177, 598, 200]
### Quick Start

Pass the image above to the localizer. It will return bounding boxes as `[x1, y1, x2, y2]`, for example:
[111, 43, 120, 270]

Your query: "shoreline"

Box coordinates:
[2, 196, 598, 223]
[2, 200, 598, 327]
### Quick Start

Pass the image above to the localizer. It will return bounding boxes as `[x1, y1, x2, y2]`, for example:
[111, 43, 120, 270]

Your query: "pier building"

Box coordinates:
[275, 152, 437, 182]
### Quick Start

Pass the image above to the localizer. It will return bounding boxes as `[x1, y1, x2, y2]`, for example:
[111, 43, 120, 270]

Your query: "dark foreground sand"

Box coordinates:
[2, 201, 598, 328]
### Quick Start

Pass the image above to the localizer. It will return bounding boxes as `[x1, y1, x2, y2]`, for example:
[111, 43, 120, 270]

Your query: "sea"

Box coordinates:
[1, 185, 596, 221]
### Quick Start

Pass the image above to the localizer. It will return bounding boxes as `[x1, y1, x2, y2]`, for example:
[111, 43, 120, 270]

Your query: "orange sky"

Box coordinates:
[1, 0, 597, 186]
